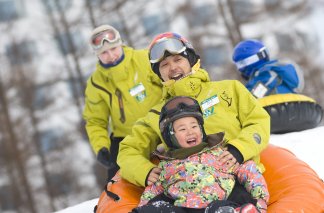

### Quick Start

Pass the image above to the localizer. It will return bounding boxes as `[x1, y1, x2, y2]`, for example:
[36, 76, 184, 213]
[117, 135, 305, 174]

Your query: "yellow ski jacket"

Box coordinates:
[118, 68, 270, 187]
[83, 46, 163, 154]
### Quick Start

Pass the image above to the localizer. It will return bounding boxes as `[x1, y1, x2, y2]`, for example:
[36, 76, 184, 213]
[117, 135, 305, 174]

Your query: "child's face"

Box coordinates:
[173, 117, 203, 148]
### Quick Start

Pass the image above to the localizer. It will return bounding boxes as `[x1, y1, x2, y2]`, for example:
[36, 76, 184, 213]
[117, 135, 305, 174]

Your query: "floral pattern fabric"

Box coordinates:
[139, 146, 269, 212]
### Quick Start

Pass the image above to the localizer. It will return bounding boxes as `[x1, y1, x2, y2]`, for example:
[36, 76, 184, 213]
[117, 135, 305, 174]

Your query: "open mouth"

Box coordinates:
[187, 138, 197, 146]
[170, 73, 184, 81]
[170, 71, 192, 81]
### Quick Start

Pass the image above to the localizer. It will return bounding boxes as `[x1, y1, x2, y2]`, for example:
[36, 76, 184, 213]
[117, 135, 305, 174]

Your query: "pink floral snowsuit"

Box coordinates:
[139, 145, 269, 212]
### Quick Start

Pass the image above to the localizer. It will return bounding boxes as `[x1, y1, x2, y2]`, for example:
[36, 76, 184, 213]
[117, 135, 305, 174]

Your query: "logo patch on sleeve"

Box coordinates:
[253, 133, 261, 144]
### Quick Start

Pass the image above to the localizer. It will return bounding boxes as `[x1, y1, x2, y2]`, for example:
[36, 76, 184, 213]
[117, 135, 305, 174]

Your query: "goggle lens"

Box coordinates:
[235, 47, 268, 70]
[149, 38, 186, 63]
[164, 96, 197, 111]
[91, 29, 119, 50]
[160, 97, 201, 131]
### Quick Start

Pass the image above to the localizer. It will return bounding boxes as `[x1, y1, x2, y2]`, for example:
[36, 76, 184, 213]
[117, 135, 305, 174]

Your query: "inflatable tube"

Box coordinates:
[94, 175, 143, 213]
[258, 94, 323, 134]
[94, 145, 324, 213]
[261, 145, 324, 212]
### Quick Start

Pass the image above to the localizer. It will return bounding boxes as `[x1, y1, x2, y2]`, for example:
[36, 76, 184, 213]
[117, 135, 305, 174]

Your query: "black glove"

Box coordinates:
[97, 147, 112, 169]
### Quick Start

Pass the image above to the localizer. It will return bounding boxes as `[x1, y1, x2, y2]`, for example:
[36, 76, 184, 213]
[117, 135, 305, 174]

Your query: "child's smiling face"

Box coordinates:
[173, 116, 203, 148]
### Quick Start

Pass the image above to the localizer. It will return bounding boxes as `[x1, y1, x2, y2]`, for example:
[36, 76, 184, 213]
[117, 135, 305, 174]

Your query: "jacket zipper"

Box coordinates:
[115, 89, 125, 123]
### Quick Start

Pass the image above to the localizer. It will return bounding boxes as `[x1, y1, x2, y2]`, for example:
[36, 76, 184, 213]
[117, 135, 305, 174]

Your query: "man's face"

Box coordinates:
[97, 46, 123, 64]
[159, 54, 191, 82]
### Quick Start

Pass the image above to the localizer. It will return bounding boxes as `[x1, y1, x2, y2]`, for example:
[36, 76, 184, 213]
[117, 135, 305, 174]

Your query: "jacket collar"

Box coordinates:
[161, 68, 210, 100]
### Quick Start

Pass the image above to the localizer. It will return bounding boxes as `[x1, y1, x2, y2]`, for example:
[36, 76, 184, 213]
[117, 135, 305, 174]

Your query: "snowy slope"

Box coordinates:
[55, 126, 324, 213]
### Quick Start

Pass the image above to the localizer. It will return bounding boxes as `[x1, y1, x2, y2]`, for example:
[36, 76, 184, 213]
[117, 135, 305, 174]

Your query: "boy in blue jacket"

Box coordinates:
[232, 39, 304, 98]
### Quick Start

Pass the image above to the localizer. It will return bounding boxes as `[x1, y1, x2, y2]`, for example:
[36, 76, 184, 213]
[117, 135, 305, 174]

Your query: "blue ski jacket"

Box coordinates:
[245, 60, 304, 98]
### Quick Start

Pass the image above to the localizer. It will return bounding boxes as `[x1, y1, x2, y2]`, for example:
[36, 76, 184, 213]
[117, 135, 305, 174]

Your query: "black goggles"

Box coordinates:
[159, 96, 202, 131]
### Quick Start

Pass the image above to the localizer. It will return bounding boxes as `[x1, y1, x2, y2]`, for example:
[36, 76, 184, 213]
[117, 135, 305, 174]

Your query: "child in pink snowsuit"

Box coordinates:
[134, 96, 269, 213]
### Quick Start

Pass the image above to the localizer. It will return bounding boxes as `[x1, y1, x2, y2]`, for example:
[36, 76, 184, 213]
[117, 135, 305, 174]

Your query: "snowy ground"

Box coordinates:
[55, 126, 324, 213]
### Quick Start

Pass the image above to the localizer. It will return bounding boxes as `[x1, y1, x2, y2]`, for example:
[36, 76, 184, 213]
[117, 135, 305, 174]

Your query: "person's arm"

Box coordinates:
[228, 81, 270, 162]
[138, 183, 164, 207]
[247, 70, 280, 97]
[138, 162, 165, 207]
[117, 113, 160, 187]
[146, 167, 162, 186]
[83, 80, 111, 155]
[272, 63, 304, 93]
[236, 160, 269, 212]
[217, 147, 242, 168]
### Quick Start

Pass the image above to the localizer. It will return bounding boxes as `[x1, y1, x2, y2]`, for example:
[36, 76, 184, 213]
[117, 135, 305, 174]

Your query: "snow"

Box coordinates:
[54, 198, 98, 213]
[55, 126, 324, 213]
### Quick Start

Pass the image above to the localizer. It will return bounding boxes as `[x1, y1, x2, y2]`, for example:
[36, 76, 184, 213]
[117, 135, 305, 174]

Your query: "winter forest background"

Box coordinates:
[1, 0, 324, 212]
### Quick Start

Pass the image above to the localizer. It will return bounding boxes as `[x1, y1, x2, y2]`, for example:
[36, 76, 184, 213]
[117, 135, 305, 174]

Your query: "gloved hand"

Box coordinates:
[97, 147, 112, 169]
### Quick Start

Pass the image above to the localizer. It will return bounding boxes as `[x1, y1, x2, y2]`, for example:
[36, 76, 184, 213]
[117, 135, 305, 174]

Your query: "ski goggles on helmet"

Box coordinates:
[159, 96, 203, 132]
[91, 29, 121, 50]
[149, 37, 187, 63]
[235, 47, 268, 70]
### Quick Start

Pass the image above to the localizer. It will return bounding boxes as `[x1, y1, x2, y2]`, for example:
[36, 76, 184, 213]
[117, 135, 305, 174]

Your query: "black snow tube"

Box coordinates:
[258, 94, 323, 134]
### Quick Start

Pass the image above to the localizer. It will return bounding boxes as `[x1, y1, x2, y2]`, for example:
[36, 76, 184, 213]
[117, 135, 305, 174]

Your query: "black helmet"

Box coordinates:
[159, 96, 206, 148]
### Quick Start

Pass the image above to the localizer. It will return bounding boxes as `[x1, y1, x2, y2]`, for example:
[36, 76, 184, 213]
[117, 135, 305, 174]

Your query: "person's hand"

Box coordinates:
[97, 147, 113, 169]
[217, 149, 238, 170]
[146, 167, 162, 186]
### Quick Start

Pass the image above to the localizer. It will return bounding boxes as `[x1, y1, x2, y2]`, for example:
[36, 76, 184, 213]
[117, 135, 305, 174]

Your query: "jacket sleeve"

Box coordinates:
[83, 80, 111, 155]
[271, 63, 304, 93]
[117, 113, 160, 187]
[138, 162, 164, 207]
[228, 81, 270, 166]
[247, 69, 280, 94]
[236, 160, 269, 212]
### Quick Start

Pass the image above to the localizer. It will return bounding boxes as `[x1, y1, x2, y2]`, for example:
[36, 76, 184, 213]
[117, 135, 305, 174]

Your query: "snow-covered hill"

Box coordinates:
[55, 126, 324, 213]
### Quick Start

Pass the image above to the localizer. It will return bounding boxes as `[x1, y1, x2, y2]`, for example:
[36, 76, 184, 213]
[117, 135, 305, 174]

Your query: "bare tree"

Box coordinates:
[12, 60, 57, 210]
[53, 0, 86, 92]
[41, 0, 84, 116]
[0, 95, 21, 211]
[218, 0, 242, 46]
[86, 0, 97, 27]
[0, 71, 36, 213]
